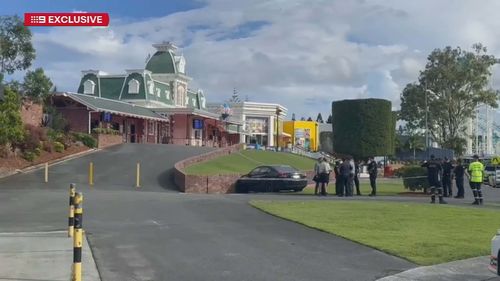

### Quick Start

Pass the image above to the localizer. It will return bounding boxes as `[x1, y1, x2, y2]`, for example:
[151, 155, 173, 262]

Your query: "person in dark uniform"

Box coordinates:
[334, 161, 341, 196]
[442, 157, 453, 197]
[339, 159, 352, 197]
[367, 157, 377, 196]
[354, 160, 361, 195]
[422, 154, 447, 204]
[453, 159, 465, 198]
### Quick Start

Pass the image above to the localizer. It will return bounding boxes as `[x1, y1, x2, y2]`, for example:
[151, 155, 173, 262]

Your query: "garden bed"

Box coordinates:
[0, 145, 90, 176]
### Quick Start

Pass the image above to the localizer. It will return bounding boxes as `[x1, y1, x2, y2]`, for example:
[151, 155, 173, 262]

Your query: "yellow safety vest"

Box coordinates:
[468, 161, 484, 183]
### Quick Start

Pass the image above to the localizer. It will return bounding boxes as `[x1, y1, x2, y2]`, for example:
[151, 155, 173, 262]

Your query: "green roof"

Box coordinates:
[61, 92, 166, 121]
[100, 77, 124, 100]
[145, 51, 176, 74]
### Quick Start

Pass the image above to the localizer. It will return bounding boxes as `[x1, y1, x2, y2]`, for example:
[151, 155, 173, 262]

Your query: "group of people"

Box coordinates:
[421, 154, 484, 205]
[313, 157, 378, 197]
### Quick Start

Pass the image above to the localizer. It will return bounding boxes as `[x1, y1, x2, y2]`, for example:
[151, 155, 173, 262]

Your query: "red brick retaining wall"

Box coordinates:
[94, 134, 123, 149]
[174, 144, 245, 193]
[174, 144, 319, 193]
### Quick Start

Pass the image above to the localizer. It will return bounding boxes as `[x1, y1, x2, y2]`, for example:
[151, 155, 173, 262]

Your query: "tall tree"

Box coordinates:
[400, 44, 499, 154]
[300, 117, 306, 121]
[0, 87, 24, 147]
[326, 114, 332, 124]
[307, 117, 313, 121]
[0, 15, 35, 80]
[316, 113, 324, 123]
[22, 68, 53, 102]
[291, 113, 296, 121]
[228, 88, 241, 103]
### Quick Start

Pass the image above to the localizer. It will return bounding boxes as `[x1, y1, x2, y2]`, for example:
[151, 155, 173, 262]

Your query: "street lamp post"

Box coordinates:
[425, 89, 435, 157]
[276, 107, 282, 151]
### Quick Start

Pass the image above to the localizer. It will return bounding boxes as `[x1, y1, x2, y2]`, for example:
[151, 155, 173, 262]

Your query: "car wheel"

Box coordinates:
[497, 250, 500, 276]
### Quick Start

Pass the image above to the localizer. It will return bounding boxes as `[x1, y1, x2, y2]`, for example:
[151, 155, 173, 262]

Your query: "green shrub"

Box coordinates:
[395, 165, 429, 191]
[22, 151, 36, 162]
[53, 141, 64, 153]
[42, 141, 53, 152]
[34, 147, 42, 156]
[92, 127, 120, 135]
[73, 133, 97, 148]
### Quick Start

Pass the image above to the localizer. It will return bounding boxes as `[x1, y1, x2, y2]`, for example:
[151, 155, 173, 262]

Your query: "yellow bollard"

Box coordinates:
[44, 162, 48, 183]
[68, 183, 76, 238]
[136, 162, 140, 188]
[72, 192, 83, 281]
[89, 162, 94, 186]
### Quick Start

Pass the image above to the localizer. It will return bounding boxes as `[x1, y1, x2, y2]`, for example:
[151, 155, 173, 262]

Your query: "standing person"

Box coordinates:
[334, 161, 341, 196]
[313, 157, 322, 195]
[422, 154, 447, 204]
[318, 158, 332, 196]
[466, 155, 484, 205]
[442, 157, 453, 197]
[354, 160, 361, 195]
[348, 157, 356, 196]
[340, 158, 353, 197]
[453, 159, 465, 199]
[367, 157, 377, 196]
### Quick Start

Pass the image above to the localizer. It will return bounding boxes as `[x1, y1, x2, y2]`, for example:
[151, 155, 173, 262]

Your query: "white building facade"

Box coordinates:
[207, 101, 288, 147]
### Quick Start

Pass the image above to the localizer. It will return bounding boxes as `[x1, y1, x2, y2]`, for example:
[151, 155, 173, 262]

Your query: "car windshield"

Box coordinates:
[273, 166, 297, 173]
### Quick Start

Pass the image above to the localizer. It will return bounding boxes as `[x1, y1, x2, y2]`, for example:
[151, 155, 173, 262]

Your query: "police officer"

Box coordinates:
[354, 160, 361, 196]
[422, 154, 447, 204]
[442, 157, 453, 197]
[367, 157, 377, 196]
[453, 159, 465, 198]
[466, 154, 484, 205]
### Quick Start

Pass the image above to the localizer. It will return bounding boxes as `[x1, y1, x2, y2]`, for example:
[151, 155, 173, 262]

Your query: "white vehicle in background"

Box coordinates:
[491, 229, 500, 275]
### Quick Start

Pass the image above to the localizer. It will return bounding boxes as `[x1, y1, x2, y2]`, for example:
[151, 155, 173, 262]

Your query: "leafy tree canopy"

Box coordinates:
[0, 15, 35, 78]
[22, 68, 53, 102]
[400, 44, 499, 154]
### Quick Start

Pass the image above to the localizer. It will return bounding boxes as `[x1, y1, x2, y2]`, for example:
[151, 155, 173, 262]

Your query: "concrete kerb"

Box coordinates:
[0, 148, 99, 179]
[0, 230, 101, 281]
[377, 256, 498, 281]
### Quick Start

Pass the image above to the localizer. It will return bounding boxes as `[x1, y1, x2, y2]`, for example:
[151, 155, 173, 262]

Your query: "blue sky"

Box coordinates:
[3, 0, 500, 120]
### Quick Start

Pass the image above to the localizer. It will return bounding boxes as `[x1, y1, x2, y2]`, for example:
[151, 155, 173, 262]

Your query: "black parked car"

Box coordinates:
[235, 165, 308, 193]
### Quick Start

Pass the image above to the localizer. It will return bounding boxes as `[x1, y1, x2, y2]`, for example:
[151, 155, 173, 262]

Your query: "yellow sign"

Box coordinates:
[491, 156, 500, 165]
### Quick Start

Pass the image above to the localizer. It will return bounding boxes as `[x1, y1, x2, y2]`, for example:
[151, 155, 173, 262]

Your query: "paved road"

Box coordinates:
[0, 144, 415, 281]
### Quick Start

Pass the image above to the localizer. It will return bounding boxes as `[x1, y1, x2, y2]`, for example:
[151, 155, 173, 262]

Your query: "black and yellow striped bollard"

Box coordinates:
[68, 183, 76, 238]
[72, 192, 83, 281]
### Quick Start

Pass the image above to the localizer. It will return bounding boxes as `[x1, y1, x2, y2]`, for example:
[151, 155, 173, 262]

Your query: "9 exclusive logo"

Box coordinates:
[24, 13, 109, 26]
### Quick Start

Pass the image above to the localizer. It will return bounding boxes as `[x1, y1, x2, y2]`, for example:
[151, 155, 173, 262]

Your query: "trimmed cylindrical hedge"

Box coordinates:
[332, 98, 394, 159]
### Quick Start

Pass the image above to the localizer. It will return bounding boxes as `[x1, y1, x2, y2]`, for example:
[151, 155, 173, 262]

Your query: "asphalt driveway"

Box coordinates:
[0, 144, 415, 281]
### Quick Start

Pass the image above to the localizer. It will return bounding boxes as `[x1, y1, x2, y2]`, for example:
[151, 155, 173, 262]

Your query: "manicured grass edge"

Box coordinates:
[249, 200, 418, 265]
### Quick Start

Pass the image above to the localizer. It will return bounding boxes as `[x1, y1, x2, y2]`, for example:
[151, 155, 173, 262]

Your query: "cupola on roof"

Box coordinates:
[145, 42, 178, 74]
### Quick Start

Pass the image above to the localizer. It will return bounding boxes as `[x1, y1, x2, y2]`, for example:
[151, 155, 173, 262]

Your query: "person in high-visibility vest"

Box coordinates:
[467, 154, 484, 205]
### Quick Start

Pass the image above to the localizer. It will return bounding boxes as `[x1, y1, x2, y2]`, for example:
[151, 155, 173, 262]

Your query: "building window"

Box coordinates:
[128, 79, 140, 94]
[83, 80, 95, 95]
[156, 88, 161, 97]
[176, 84, 186, 107]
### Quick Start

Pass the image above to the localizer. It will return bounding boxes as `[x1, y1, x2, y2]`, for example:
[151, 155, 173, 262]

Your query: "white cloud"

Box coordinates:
[17, 0, 500, 118]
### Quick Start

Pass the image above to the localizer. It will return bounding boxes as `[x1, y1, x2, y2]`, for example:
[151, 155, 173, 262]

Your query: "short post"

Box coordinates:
[44, 163, 48, 183]
[68, 183, 76, 238]
[136, 162, 141, 188]
[89, 162, 94, 186]
[72, 192, 83, 281]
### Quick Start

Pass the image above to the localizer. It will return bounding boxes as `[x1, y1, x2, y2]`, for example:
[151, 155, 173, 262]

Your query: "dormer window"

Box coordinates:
[128, 79, 140, 94]
[83, 80, 95, 95]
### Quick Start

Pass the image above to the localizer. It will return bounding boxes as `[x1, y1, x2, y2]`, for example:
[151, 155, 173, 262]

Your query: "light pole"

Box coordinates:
[425, 89, 434, 154]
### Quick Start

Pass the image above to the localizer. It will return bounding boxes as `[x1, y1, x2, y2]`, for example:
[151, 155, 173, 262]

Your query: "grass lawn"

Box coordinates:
[250, 200, 500, 265]
[184, 150, 316, 175]
[296, 180, 406, 196]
